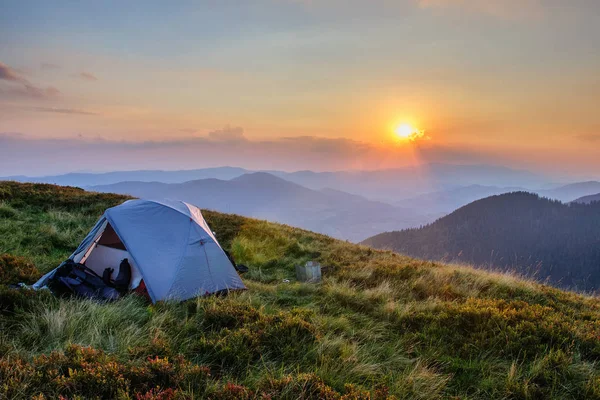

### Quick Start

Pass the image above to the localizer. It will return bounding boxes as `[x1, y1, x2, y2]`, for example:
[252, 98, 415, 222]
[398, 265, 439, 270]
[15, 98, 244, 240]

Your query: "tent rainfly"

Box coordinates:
[33, 199, 246, 302]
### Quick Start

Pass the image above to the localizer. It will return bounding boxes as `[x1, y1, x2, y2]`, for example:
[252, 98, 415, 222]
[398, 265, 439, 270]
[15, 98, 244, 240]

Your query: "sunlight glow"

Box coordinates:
[391, 122, 427, 143]
[395, 124, 416, 138]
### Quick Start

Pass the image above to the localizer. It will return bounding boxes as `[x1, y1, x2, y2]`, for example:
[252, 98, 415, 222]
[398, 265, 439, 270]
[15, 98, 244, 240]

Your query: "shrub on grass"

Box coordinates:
[135, 387, 183, 400]
[189, 299, 319, 375]
[255, 373, 395, 400]
[0, 285, 54, 316]
[0, 253, 40, 284]
[203, 374, 395, 400]
[210, 382, 255, 399]
[128, 336, 173, 359]
[397, 298, 600, 361]
[0, 201, 17, 218]
[259, 373, 340, 400]
[200, 300, 263, 331]
[0, 344, 212, 399]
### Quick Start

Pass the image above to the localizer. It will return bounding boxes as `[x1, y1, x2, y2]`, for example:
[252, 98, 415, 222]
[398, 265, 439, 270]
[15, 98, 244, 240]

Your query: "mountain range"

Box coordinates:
[363, 192, 600, 291]
[2, 167, 249, 187]
[5, 165, 600, 244]
[89, 172, 440, 242]
[396, 184, 526, 214]
[395, 181, 600, 214]
[2, 163, 553, 202]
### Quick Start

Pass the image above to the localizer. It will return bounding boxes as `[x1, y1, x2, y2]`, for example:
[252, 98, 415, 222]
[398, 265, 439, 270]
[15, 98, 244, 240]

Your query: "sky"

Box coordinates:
[0, 0, 599, 177]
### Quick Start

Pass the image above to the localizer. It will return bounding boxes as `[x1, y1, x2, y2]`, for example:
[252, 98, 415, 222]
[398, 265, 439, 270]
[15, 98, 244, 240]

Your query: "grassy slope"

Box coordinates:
[0, 181, 599, 399]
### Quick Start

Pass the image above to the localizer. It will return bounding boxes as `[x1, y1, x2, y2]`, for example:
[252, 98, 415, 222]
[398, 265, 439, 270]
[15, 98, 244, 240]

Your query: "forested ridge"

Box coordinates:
[363, 192, 600, 291]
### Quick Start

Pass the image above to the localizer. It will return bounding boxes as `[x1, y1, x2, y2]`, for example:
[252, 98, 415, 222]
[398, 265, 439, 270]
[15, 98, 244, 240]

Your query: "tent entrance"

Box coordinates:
[80, 222, 143, 289]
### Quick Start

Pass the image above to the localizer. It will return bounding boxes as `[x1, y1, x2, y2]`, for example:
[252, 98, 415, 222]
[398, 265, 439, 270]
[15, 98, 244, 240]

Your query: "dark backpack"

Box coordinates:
[48, 259, 121, 301]
[102, 259, 131, 293]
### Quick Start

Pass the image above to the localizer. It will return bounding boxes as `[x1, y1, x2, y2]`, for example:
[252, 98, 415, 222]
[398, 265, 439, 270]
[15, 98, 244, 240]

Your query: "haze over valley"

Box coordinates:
[4, 165, 600, 245]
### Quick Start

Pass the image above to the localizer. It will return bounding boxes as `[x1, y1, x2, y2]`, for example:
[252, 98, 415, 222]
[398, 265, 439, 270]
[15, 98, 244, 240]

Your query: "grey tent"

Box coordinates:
[34, 199, 246, 302]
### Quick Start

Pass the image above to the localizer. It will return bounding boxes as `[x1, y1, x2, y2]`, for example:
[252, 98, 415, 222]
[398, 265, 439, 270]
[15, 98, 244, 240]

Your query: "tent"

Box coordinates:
[34, 199, 246, 302]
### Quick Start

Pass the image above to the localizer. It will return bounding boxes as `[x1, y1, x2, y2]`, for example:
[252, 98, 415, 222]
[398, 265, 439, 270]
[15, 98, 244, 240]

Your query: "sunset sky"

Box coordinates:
[1, 0, 599, 176]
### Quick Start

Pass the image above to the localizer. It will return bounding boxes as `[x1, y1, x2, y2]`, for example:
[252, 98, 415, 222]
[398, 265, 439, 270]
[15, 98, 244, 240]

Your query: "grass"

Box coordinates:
[1, 181, 600, 399]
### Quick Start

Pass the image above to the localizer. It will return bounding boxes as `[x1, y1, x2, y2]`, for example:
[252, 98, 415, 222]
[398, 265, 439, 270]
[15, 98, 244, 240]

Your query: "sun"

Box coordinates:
[395, 123, 416, 139]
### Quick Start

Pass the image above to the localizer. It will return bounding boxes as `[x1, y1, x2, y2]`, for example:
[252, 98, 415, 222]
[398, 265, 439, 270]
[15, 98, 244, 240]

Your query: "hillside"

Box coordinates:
[1, 182, 600, 399]
[573, 193, 600, 205]
[89, 172, 435, 242]
[363, 192, 600, 291]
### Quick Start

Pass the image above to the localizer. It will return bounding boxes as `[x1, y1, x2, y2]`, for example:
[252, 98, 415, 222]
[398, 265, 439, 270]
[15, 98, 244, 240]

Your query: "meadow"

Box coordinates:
[1, 181, 600, 399]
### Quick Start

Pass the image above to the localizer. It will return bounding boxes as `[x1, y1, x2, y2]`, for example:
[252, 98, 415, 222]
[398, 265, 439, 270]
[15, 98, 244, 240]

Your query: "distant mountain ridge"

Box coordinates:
[363, 192, 600, 291]
[2, 163, 554, 202]
[537, 181, 600, 203]
[2, 167, 250, 187]
[89, 172, 438, 242]
[572, 193, 600, 204]
[396, 184, 526, 214]
[6, 166, 600, 236]
[395, 181, 600, 214]
[270, 163, 549, 201]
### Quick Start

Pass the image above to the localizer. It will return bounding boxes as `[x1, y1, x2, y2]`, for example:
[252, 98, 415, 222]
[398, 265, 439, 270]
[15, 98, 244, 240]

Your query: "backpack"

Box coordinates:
[48, 259, 121, 301]
[102, 259, 132, 293]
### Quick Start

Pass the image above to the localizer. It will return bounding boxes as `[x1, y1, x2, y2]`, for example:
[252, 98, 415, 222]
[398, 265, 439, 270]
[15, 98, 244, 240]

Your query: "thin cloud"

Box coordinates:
[0, 61, 60, 98]
[41, 63, 61, 70]
[30, 107, 98, 116]
[208, 126, 247, 142]
[417, 0, 544, 19]
[73, 71, 98, 81]
[45, 86, 61, 96]
[0, 132, 499, 176]
[2, 132, 597, 177]
[576, 133, 600, 142]
[407, 129, 430, 142]
[0, 62, 28, 84]
[0, 132, 25, 140]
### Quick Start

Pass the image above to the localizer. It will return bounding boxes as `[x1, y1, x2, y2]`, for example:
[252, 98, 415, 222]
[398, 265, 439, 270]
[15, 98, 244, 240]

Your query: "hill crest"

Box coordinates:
[363, 191, 600, 291]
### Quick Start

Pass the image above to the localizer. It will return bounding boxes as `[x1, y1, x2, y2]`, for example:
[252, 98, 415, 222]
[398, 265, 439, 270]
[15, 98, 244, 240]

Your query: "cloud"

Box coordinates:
[2, 129, 597, 177]
[277, 135, 370, 154]
[407, 129, 429, 142]
[417, 0, 543, 19]
[0, 62, 28, 84]
[576, 133, 600, 142]
[74, 72, 98, 81]
[16, 85, 61, 98]
[45, 86, 61, 96]
[208, 126, 247, 142]
[41, 63, 61, 70]
[0, 132, 25, 140]
[0, 61, 60, 98]
[0, 132, 504, 176]
[30, 107, 98, 115]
